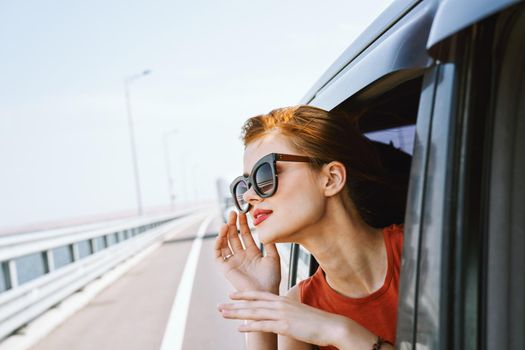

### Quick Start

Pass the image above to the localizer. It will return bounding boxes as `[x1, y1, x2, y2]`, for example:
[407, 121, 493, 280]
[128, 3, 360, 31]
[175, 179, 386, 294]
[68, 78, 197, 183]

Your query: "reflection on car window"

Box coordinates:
[366, 125, 416, 155]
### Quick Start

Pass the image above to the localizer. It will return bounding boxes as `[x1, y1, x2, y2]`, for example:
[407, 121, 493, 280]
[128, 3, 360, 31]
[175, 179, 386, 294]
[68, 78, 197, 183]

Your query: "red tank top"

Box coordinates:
[298, 224, 403, 349]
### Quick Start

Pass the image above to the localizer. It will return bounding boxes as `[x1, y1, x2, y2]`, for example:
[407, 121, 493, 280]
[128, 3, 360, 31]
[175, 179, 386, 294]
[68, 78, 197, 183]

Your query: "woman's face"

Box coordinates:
[243, 131, 326, 244]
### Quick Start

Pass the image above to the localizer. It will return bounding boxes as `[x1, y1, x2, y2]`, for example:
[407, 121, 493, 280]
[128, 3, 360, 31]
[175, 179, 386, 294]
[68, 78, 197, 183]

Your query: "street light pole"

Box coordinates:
[163, 129, 178, 210]
[124, 69, 151, 216]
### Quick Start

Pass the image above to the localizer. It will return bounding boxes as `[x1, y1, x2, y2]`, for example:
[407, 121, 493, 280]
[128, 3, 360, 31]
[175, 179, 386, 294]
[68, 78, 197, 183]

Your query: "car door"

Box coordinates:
[288, 0, 524, 349]
[408, 1, 525, 349]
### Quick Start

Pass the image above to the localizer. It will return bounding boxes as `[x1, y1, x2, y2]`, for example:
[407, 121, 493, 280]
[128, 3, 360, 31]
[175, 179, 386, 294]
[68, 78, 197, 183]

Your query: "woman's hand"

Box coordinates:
[218, 290, 380, 349]
[214, 211, 281, 294]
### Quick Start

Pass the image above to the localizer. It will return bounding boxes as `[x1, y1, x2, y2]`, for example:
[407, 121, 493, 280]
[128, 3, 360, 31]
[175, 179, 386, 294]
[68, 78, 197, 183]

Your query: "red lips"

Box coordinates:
[253, 208, 273, 226]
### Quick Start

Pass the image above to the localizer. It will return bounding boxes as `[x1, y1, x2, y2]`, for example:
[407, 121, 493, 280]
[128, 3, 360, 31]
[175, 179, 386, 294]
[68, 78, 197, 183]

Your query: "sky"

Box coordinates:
[0, 0, 392, 232]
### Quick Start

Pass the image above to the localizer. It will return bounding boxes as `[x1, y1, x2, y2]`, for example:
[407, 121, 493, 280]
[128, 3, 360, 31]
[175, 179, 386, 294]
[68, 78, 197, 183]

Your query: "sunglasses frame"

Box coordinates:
[229, 153, 316, 213]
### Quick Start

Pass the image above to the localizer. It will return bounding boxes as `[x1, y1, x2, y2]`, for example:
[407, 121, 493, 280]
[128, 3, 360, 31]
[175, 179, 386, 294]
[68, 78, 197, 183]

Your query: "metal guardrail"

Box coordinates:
[0, 207, 207, 341]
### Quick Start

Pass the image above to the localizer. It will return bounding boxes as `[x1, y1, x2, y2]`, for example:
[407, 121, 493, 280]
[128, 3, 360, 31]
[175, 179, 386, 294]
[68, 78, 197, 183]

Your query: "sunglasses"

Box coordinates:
[229, 153, 317, 213]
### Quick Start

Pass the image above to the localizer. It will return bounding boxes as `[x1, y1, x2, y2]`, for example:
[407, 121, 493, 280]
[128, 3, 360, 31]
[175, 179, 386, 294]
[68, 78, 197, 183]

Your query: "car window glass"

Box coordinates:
[366, 125, 416, 155]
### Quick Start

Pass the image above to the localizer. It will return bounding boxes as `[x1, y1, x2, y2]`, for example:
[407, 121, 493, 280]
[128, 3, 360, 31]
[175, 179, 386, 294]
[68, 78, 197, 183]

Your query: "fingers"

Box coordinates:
[218, 300, 274, 311]
[220, 306, 278, 321]
[238, 212, 257, 249]
[263, 242, 279, 259]
[214, 222, 232, 262]
[227, 211, 244, 253]
[238, 320, 282, 334]
[219, 300, 282, 322]
[229, 290, 280, 301]
[218, 293, 291, 336]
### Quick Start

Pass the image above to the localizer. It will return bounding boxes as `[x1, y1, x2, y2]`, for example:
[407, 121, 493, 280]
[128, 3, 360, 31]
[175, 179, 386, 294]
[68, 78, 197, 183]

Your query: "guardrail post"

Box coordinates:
[72, 243, 80, 261]
[45, 250, 55, 272]
[7, 260, 18, 289]
[0, 210, 196, 342]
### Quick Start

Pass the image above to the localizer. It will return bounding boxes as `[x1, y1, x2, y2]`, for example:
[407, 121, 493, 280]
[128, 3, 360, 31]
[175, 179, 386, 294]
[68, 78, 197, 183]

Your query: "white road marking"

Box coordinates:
[160, 213, 215, 350]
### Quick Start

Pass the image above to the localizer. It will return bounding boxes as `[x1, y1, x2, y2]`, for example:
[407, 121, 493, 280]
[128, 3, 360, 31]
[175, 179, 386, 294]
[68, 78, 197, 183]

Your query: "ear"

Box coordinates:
[321, 161, 346, 197]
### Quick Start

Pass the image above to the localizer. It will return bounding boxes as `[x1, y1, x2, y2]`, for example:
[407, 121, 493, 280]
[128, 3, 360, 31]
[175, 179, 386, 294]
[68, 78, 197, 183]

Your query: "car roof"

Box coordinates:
[301, 0, 521, 106]
[301, 0, 429, 105]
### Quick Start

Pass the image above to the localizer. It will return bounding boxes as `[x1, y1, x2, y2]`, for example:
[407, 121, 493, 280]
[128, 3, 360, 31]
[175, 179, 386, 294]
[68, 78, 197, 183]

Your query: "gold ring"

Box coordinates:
[223, 253, 234, 261]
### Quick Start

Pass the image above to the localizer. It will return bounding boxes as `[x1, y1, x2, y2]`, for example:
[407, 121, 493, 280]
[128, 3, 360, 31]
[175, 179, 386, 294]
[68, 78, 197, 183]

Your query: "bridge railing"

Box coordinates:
[0, 207, 207, 341]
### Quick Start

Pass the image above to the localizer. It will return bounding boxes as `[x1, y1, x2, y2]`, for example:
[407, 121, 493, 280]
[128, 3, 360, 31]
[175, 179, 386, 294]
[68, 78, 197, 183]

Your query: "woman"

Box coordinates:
[214, 106, 404, 350]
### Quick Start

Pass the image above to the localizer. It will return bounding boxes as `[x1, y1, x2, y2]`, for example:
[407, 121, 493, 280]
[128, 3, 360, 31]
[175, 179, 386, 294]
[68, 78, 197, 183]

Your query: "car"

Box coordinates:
[280, 0, 525, 349]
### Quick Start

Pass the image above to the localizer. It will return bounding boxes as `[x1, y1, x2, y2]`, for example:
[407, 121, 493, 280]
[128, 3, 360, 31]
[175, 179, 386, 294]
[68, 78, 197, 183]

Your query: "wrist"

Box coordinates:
[246, 285, 279, 295]
[332, 317, 377, 350]
[260, 282, 280, 295]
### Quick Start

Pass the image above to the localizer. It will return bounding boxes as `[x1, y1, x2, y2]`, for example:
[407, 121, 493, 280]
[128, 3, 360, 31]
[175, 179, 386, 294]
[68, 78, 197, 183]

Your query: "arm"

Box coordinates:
[214, 212, 395, 349]
[223, 285, 314, 350]
[214, 211, 282, 350]
[278, 285, 315, 350]
[220, 290, 396, 350]
[245, 330, 277, 350]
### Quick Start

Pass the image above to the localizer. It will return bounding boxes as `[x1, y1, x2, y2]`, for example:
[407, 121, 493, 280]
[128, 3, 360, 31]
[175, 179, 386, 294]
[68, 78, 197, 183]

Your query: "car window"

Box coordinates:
[287, 76, 422, 287]
[366, 125, 416, 155]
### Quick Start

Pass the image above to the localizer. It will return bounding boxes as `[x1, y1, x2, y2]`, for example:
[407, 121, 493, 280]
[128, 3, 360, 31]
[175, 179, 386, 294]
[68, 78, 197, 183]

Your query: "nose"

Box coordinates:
[242, 185, 261, 206]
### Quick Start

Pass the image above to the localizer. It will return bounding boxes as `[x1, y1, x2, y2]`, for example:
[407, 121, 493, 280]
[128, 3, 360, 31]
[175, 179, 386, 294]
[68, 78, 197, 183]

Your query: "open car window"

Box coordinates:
[288, 75, 423, 288]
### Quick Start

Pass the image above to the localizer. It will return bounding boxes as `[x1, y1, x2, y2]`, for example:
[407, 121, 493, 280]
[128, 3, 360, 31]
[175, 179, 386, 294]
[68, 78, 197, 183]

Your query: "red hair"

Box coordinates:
[241, 105, 407, 227]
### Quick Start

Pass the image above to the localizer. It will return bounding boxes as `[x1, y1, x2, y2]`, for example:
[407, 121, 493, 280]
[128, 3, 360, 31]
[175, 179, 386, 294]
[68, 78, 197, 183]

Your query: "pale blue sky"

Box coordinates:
[0, 0, 391, 231]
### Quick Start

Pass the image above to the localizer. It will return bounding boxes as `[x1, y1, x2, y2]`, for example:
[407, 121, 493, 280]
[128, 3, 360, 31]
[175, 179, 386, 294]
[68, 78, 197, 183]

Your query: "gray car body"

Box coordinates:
[295, 0, 525, 349]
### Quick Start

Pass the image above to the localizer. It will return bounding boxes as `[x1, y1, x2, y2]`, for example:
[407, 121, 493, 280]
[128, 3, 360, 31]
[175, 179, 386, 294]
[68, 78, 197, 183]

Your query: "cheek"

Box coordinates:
[280, 184, 320, 211]
[281, 172, 324, 217]
[281, 191, 324, 226]
[281, 170, 323, 208]
[257, 173, 325, 243]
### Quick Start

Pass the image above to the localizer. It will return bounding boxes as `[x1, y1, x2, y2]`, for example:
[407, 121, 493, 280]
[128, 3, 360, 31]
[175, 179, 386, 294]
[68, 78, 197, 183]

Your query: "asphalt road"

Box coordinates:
[31, 214, 245, 350]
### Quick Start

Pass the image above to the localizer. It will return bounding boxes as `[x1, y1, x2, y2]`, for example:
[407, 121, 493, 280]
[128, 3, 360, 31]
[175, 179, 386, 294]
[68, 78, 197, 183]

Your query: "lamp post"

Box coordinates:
[124, 69, 151, 216]
[163, 129, 178, 210]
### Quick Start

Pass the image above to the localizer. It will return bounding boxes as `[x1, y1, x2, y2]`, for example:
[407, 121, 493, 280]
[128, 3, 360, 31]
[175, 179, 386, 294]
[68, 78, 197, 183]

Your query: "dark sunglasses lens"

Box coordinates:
[234, 180, 249, 211]
[255, 162, 275, 195]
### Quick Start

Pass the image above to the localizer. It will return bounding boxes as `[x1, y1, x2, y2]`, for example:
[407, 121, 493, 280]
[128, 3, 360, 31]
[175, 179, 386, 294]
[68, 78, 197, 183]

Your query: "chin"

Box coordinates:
[255, 228, 275, 245]
[256, 225, 296, 245]
[254, 211, 310, 244]
[254, 224, 278, 244]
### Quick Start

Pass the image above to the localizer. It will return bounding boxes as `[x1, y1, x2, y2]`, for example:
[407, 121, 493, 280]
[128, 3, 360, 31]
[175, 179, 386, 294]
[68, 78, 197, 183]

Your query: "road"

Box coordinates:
[31, 213, 246, 350]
